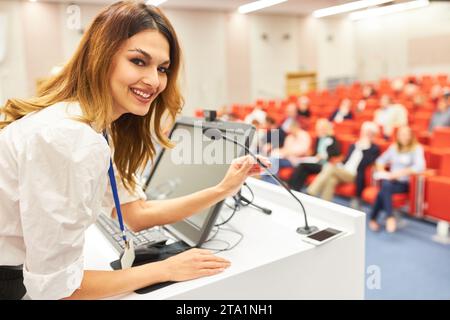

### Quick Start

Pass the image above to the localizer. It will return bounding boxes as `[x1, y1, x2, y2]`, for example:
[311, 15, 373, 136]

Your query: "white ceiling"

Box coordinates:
[40, 0, 356, 16]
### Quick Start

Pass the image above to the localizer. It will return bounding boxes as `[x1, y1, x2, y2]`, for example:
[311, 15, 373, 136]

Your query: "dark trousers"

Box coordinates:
[289, 163, 323, 192]
[370, 180, 409, 221]
[0, 266, 26, 300]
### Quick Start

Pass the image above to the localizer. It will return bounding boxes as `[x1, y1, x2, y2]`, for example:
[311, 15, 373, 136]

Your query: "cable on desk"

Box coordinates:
[242, 182, 255, 204]
[206, 226, 220, 242]
[215, 182, 256, 227]
[215, 227, 244, 252]
[201, 238, 230, 252]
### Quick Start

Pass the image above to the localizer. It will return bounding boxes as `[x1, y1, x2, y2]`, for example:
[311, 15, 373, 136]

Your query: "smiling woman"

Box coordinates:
[0, 1, 184, 192]
[110, 30, 171, 119]
[0, 1, 267, 300]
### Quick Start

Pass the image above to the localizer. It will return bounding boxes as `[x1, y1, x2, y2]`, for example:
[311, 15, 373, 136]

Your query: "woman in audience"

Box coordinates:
[369, 126, 425, 233]
[259, 116, 286, 156]
[330, 98, 353, 123]
[280, 102, 302, 132]
[374, 95, 408, 139]
[306, 122, 380, 204]
[289, 119, 341, 192]
[261, 121, 311, 184]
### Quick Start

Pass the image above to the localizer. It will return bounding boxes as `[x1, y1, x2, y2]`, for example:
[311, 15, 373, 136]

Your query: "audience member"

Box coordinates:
[261, 121, 311, 184]
[429, 93, 450, 131]
[260, 116, 286, 155]
[330, 98, 353, 123]
[298, 96, 311, 118]
[289, 119, 341, 192]
[374, 95, 408, 138]
[369, 126, 425, 233]
[245, 104, 267, 125]
[306, 122, 380, 205]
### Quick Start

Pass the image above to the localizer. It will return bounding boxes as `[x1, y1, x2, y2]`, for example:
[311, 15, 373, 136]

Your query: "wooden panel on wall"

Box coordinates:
[286, 71, 317, 97]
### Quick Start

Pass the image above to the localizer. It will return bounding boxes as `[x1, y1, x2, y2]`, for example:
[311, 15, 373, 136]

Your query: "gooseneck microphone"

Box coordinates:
[203, 128, 318, 235]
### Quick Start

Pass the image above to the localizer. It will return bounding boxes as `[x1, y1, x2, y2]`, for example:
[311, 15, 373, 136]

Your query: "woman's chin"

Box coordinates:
[128, 104, 152, 117]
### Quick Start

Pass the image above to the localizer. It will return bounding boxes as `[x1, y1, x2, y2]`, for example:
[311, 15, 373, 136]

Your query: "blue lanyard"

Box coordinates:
[103, 132, 128, 245]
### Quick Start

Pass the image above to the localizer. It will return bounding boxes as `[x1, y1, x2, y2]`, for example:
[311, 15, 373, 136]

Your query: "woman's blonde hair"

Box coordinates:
[0, 1, 183, 191]
[395, 126, 418, 153]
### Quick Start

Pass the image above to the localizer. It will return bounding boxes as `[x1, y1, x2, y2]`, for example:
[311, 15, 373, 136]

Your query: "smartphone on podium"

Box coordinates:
[302, 228, 345, 246]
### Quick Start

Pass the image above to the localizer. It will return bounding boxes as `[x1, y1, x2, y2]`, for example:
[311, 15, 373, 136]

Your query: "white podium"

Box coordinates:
[84, 177, 366, 300]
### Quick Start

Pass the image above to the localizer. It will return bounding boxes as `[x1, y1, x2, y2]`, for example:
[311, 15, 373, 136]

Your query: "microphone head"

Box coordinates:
[202, 128, 223, 141]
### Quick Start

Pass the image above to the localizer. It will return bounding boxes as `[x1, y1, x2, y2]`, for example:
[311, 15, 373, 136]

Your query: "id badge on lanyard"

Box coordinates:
[104, 132, 135, 269]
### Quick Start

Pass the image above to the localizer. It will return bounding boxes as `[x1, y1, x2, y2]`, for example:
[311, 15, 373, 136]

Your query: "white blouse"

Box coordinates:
[0, 101, 146, 299]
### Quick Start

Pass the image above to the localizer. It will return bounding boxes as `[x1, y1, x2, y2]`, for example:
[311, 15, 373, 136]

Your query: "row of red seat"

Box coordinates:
[205, 73, 448, 125]
[277, 127, 450, 224]
[194, 74, 450, 224]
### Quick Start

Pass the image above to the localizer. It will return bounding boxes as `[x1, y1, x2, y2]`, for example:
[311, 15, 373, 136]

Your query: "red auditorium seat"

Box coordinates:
[256, 99, 265, 107]
[322, 106, 336, 118]
[437, 74, 448, 86]
[267, 100, 277, 110]
[288, 95, 298, 103]
[416, 131, 431, 146]
[365, 98, 379, 110]
[410, 112, 432, 132]
[354, 110, 374, 123]
[334, 121, 357, 135]
[423, 128, 450, 169]
[309, 105, 322, 117]
[430, 127, 450, 148]
[425, 177, 450, 222]
[278, 167, 294, 181]
[335, 165, 374, 199]
[424, 153, 450, 222]
[231, 104, 247, 120]
[362, 186, 409, 209]
[305, 174, 317, 185]
[194, 109, 204, 118]
[335, 183, 356, 198]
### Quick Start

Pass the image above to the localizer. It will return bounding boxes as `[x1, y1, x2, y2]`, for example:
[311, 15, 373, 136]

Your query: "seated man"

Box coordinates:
[289, 119, 341, 192]
[306, 121, 380, 203]
[330, 98, 353, 123]
[429, 92, 450, 132]
[297, 96, 311, 118]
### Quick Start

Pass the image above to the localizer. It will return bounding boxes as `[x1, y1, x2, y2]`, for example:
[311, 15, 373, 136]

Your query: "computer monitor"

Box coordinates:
[143, 116, 255, 247]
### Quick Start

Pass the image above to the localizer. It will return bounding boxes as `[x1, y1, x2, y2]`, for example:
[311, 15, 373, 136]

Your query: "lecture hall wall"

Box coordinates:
[0, 1, 449, 116]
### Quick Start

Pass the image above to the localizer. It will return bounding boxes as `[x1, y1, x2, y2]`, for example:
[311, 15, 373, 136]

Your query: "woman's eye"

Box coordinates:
[131, 58, 145, 67]
[158, 66, 170, 74]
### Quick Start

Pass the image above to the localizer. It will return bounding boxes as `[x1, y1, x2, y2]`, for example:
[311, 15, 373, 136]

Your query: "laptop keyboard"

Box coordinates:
[96, 213, 169, 253]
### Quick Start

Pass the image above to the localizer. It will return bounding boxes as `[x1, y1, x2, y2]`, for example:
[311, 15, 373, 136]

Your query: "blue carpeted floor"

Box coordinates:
[334, 197, 450, 300]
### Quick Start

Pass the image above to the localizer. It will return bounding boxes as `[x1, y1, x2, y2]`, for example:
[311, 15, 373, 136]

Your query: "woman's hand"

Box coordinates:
[217, 155, 271, 198]
[161, 248, 231, 282]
